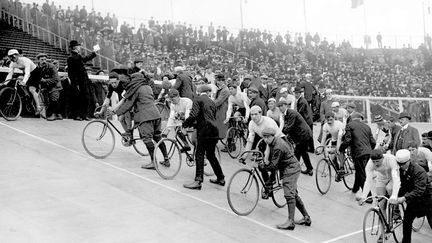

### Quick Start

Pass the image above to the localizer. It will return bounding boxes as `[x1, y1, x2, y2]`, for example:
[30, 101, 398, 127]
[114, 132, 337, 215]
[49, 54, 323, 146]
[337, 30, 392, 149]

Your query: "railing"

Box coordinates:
[0, 9, 119, 70]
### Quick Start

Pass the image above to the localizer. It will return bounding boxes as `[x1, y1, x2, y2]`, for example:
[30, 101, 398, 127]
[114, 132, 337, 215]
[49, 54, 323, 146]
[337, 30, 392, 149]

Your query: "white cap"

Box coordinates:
[395, 149, 410, 164]
[8, 49, 19, 56]
[279, 87, 288, 93]
[331, 102, 340, 108]
[250, 105, 262, 113]
[174, 66, 184, 72]
[325, 89, 333, 94]
[305, 73, 312, 78]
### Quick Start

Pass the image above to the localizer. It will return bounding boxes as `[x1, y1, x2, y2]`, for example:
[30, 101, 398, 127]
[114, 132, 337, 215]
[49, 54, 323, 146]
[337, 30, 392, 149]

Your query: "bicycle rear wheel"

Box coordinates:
[81, 120, 115, 159]
[315, 158, 332, 195]
[0, 87, 22, 121]
[226, 127, 243, 159]
[132, 129, 149, 156]
[342, 156, 355, 190]
[227, 168, 259, 216]
[363, 208, 386, 243]
[154, 138, 182, 179]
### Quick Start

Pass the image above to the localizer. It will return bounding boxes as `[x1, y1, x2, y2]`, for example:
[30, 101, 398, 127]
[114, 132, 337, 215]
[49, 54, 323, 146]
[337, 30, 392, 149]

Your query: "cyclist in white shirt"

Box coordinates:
[5, 49, 42, 115]
[224, 83, 250, 123]
[331, 102, 348, 125]
[321, 112, 345, 180]
[164, 89, 193, 152]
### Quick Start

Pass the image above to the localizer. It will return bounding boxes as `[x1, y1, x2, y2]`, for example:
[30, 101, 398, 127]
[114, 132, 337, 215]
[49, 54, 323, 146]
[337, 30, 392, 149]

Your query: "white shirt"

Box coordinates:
[226, 91, 250, 119]
[333, 108, 348, 125]
[167, 97, 193, 127]
[362, 154, 401, 199]
[322, 120, 344, 144]
[248, 116, 284, 142]
[6, 56, 37, 84]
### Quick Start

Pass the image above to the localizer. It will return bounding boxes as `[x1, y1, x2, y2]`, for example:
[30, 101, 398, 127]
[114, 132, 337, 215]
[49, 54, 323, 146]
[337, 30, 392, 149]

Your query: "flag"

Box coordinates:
[351, 0, 364, 8]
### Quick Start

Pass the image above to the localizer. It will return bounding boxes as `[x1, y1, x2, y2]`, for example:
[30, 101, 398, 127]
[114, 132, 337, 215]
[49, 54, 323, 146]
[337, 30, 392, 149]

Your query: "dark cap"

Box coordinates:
[108, 72, 119, 79]
[198, 84, 212, 93]
[293, 86, 303, 93]
[168, 89, 179, 98]
[280, 80, 289, 85]
[347, 102, 356, 109]
[399, 112, 411, 120]
[216, 73, 225, 80]
[248, 86, 259, 93]
[134, 59, 144, 64]
[227, 83, 238, 89]
[130, 72, 145, 82]
[351, 112, 364, 120]
[318, 81, 326, 89]
[325, 112, 335, 119]
[69, 40, 81, 48]
[36, 53, 48, 59]
[374, 115, 384, 123]
[262, 127, 276, 137]
[370, 149, 384, 160]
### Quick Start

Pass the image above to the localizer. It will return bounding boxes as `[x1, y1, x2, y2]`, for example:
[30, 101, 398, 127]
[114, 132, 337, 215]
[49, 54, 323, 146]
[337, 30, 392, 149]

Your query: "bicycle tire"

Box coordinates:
[227, 127, 243, 159]
[271, 172, 287, 208]
[363, 208, 386, 243]
[392, 204, 404, 243]
[0, 87, 22, 121]
[132, 129, 149, 156]
[342, 156, 355, 190]
[412, 216, 425, 232]
[81, 120, 115, 159]
[153, 138, 182, 180]
[227, 168, 259, 216]
[315, 158, 332, 195]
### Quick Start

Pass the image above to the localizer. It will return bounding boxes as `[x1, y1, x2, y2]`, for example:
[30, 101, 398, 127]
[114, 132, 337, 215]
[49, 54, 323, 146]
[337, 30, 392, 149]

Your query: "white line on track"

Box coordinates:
[0, 121, 309, 243]
[321, 228, 367, 243]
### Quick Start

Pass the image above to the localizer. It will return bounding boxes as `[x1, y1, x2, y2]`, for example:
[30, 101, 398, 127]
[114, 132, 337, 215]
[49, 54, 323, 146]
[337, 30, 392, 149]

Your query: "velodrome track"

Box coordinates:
[1, 118, 431, 243]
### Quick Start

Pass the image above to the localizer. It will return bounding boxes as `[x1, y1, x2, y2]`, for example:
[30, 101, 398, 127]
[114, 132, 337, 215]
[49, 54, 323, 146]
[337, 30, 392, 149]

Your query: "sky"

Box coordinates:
[28, 0, 432, 48]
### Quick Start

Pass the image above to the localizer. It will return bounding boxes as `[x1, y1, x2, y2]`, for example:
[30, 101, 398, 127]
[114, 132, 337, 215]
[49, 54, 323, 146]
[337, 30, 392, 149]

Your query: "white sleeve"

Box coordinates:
[247, 122, 255, 143]
[390, 160, 401, 199]
[226, 96, 233, 119]
[184, 99, 193, 119]
[362, 160, 375, 199]
[166, 103, 176, 127]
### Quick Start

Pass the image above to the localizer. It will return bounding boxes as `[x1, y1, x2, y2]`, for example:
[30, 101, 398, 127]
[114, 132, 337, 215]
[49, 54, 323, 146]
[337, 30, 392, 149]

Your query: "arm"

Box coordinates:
[166, 103, 176, 128]
[243, 97, 250, 120]
[214, 88, 229, 107]
[361, 161, 374, 199]
[339, 124, 351, 152]
[115, 93, 137, 116]
[182, 99, 199, 128]
[241, 123, 255, 160]
[225, 97, 233, 122]
[5, 64, 14, 81]
[402, 170, 427, 204]
[389, 163, 401, 199]
[82, 51, 97, 63]
[184, 99, 193, 120]
[22, 62, 32, 84]
[278, 113, 284, 130]
[282, 111, 295, 135]
[172, 77, 182, 90]
[369, 127, 376, 150]
[265, 149, 281, 170]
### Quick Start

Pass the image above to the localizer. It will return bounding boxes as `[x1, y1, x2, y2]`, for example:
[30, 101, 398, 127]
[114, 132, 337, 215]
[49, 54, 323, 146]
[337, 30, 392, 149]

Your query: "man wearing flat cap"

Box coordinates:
[421, 131, 432, 151]
[391, 112, 420, 154]
[182, 84, 225, 190]
[248, 86, 267, 115]
[172, 66, 195, 100]
[67, 40, 99, 120]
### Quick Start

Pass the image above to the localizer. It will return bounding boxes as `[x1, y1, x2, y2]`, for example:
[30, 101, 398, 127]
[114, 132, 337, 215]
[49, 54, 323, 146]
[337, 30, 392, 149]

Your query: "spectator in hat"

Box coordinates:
[406, 140, 432, 177]
[298, 73, 317, 108]
[257, 74, 277, 104]
[129, 60, 144, 74]
[173, 66, 195, 100]
[67, 40, 98, 121]
[248, 86, 267, 115]
[294, 86, 314, 152]
[421, 131, 432, 151]
[339, 112, 376, 199]
[37, 53, 62, 121]
[318, 89, 336, 142]
[213, 75, 230, 142]
[346, 102, 356, 124]
[267, 98, 284, 129]
[275, 79, 290, 102]
[391, 112, 420, 154]
[182, 84, 225, 190]
[278, 87, 295, 110]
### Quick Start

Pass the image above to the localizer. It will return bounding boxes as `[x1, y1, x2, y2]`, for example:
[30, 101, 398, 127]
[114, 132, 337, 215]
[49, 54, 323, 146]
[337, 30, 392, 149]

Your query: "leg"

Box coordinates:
[357, 155, 369, 191]
[138, 120, 157, 169]
[277, 171, 300, 230]
[194, 139, 206, 183]
[152, 118, 168, 159]
[402, 205, 416, 243]
[28, 86, 41, 113]
[204, 138, 224, 181]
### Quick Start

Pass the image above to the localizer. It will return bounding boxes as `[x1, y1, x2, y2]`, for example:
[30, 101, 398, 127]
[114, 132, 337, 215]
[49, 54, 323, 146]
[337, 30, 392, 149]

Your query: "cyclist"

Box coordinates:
[5, 49, 42, 116]
[321, 112, 345, 181]
[331, 102, 348, 125]
[406, 140, 432, 180]
[266, 98, 284, 129]
[240, 105, 285, 198]
[164, 89, 193, 152]
[223, 83, 250, 124]
[260, 127, 311, 230]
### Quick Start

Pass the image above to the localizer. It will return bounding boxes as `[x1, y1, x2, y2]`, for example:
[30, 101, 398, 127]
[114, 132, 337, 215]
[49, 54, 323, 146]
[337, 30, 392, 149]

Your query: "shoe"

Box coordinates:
[377, 235, 383, 243]
[355, 191, 363, 201]
[276, 219, 295, 230]
[46, 114, 56, 121]
[209, 178, 225, 186]
[335, 170, 343, 182]
[183, 181, 202, 190]
[159, 159, 170, 167]
[261, 188, 270, 200]
[294, 216, 312, 226]
[56, 114, 63, 120]
[301, 169, 313, 176]
[74, 117, 83, 121]
[141, 163, 156, 170]
[180, 146, 191, 153]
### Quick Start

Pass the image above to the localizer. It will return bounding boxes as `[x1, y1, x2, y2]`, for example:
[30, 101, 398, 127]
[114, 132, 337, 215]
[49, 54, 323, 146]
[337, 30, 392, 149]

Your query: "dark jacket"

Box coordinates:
[399, 161, 432, 217]
[39, 63, 62, 91]
[173, 72, 195, 100]
[282, 108, 312, 144]
[213, 85, 230, 139]
[182, 94, 219, 139]
[258, 84, 277, 103]
[116, 84, 160, 123]
[298, 80, 316, 103]
[387, 124, 402, 151]
[266, 136, 300, 179]
[250, 96, 267, 114]
[339, 120, 376, 158]
[391, 125, 421, 154]
[296, 96, 313, 127]
[67, 51, 96, 87]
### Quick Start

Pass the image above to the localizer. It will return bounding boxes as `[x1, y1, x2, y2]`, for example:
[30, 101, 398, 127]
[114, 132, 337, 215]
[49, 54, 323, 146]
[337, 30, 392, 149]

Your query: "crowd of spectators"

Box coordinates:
[1, 0, 432, 122]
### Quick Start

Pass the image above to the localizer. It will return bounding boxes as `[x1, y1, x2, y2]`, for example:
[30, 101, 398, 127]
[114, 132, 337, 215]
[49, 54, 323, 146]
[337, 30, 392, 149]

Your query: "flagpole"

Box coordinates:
[240, 0, 244, 30]
[423, 1, 426, 39]
[303, 0, 308, 34]
[363, 0, 367, 36]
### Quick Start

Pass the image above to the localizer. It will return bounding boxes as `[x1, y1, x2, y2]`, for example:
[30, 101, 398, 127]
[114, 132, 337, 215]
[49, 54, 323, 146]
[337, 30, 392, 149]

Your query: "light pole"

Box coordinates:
[240, 0, 244, 30]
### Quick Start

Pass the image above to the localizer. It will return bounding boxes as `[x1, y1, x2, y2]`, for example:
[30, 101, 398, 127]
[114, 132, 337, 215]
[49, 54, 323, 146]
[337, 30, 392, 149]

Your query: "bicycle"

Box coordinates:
[81, 108, 149, 159]
[226, 149, 287, 216]
[225, 116, 248, 159]
[155, 99, 170, 121]
[314, 139, 355, 195]
[0, 78, 45, 120]
[152, 125, 218, 179]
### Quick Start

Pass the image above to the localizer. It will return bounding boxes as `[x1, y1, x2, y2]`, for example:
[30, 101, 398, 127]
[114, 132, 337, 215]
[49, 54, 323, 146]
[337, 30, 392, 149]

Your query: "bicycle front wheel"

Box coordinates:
[132, 130, 149, 156]
[154, 138, 182, 179]
[81, 120, 115, 159]
[227, 169, 259, 216]
[315, 158, 332, 195]
[363, 208, 386, 243]
[392, 203, 404, 243]
[0, 87, 22, 121]
[226, 127, 243, 159]
[342, 156, 355, 190]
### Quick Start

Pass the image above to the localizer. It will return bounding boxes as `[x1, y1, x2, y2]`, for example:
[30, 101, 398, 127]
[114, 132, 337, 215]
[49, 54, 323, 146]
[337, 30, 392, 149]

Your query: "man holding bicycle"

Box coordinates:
[260, 127, 311, 230]
[321, 112, 345, 181]
[395, 149, 432, 243]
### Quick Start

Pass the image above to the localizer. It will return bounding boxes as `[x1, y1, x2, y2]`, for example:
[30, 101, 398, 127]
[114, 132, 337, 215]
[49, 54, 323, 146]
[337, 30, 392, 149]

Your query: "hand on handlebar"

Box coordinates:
[389, 197, 399, 205]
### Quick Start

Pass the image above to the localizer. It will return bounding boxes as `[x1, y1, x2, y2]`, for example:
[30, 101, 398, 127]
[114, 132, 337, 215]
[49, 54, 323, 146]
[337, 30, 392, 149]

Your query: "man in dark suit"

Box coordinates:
[339, 113, 376, 199]
[257, 74, 277, 104]
[248, 86, 267, 115]
[391, 112, 420, 154]
[279, 99, 314, 176]
[182, 85, 225, 190]
[172, 66, 195, 100]
[112, 73, 168, 169]
[67, 40, 98, 120]
[294, 86, 314, 152]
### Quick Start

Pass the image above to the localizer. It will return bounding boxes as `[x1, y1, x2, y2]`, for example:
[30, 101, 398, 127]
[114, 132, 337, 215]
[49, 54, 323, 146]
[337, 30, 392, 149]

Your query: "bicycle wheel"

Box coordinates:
[363, 208, 386, 243]
[0, 87, 22, 121]
[226, 127, 243, 159]
[342, 156, 355, 190]
[154, 138, 182, 179]
[81, 120, 115, 159]
[271, 178, 287, 208]
[227, 168, 259, 216]
[315, 158, 332, 195]
[132, 129, 149, 156]
[412, 216, 425, 232]
[203, 146, 219, 176]
[392, 204, 404, 243]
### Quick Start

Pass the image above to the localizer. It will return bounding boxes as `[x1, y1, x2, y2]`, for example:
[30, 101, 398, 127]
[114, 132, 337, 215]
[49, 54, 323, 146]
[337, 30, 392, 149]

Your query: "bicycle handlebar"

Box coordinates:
[238, 150, 264, 165]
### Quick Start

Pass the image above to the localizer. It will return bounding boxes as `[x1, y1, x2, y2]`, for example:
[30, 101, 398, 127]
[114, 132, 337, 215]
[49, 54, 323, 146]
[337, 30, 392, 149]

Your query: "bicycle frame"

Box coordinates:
[366, 195, 402, 233]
